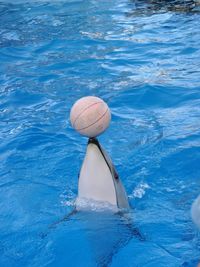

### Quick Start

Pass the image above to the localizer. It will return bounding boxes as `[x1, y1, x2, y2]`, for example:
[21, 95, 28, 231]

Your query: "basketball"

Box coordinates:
[70, 96, 111, 138]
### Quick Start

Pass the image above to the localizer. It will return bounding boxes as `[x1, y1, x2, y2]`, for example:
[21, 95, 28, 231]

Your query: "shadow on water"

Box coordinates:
[128, 0, 200, 15]
[41, 208, 145, 267]
[77, 211, 142, 267]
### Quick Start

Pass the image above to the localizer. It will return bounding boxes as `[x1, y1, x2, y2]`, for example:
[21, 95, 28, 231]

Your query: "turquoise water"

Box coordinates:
[0, 0, 200, 266]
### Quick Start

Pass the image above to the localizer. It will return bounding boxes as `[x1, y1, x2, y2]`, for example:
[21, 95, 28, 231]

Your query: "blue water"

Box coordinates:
[0, 0, 200, 266]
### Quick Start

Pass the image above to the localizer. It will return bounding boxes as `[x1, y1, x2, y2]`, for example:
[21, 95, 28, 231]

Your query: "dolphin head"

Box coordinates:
[77, 138, 129, 210]
[191, 195, 200, 229]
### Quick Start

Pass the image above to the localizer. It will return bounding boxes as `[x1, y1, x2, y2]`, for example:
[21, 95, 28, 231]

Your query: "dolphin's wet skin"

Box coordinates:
[77, 138, 129, 210]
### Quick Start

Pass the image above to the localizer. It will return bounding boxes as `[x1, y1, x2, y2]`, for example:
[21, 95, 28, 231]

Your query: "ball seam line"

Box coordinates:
[76, 108, 109, 131]
[72, 101, 103, 128]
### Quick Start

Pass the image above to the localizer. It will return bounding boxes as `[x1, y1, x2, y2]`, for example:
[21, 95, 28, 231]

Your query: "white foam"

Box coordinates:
[75, 197, 119, 213]
[130, 182, 150, 199]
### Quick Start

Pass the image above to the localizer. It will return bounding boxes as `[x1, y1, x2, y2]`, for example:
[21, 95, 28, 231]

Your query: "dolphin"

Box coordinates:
[191, 195, 200, 229]
[40, 138, 145, 267]
[76, 137, 129, 211]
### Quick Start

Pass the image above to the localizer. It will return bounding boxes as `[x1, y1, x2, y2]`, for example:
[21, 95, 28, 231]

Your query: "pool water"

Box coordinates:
[0, 0, 200, 266]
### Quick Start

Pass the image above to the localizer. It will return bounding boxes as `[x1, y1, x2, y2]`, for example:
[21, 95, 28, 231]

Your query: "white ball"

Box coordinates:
[70, 96, 111, 138]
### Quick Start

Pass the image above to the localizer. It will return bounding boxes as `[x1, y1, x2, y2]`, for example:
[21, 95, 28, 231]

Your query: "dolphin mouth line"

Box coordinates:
[87, 137, 119, 180]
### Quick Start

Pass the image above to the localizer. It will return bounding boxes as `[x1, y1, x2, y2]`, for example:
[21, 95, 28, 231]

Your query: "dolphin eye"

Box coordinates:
[114, 171, 119, 180]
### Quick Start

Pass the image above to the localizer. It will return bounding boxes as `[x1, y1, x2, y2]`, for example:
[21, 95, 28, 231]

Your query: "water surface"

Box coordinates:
[0, 0, 200, 266]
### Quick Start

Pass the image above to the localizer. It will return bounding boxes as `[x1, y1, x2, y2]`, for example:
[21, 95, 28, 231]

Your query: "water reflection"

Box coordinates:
[128, 0, 200, 14]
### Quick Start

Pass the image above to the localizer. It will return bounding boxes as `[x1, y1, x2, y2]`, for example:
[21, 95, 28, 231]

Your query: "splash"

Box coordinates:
[75, 197, 120, 213]
[131, 182, 150, 199]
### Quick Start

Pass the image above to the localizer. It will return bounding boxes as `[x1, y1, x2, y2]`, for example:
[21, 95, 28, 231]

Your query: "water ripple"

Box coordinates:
[0, 0, 200, 266]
